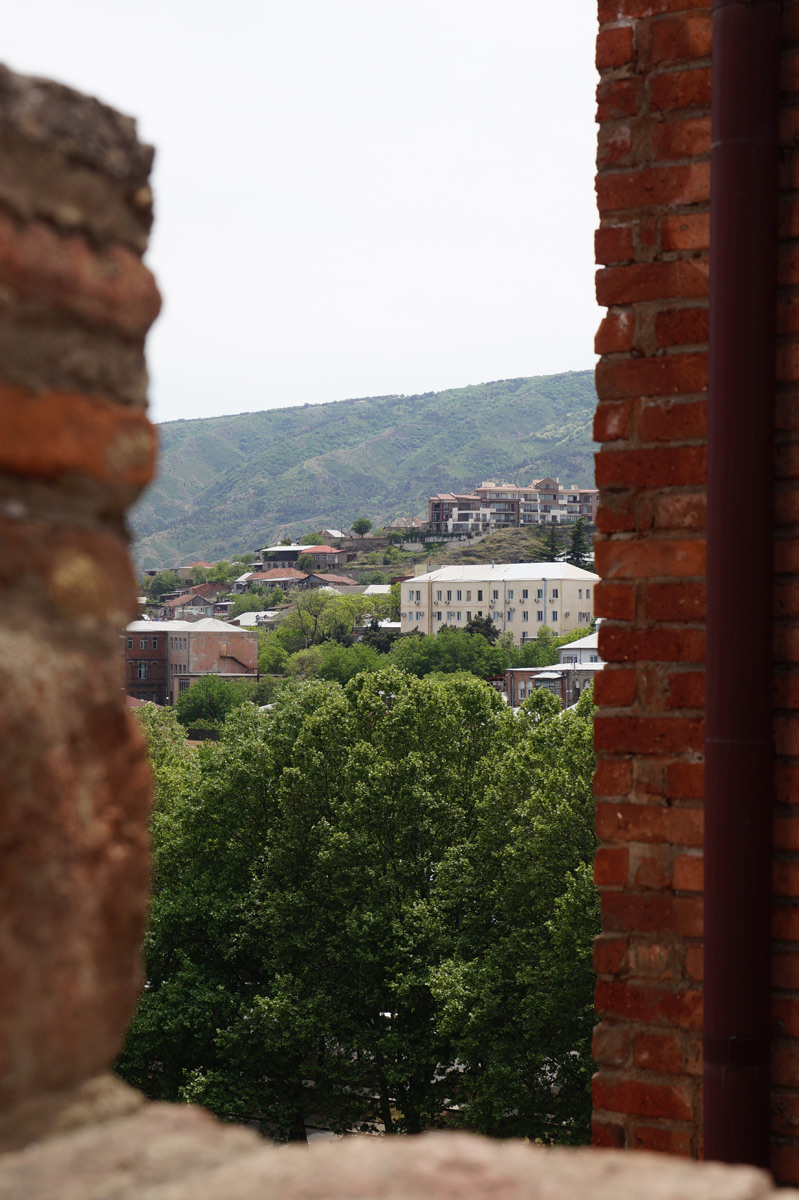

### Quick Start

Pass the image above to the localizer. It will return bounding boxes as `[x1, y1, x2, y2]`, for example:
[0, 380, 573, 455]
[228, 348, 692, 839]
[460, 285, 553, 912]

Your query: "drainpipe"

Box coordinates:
[704, 0, 780, 1166]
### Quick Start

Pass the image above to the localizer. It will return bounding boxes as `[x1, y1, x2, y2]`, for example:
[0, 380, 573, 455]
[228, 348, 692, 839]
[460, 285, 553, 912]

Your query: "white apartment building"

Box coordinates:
[428, 478, 599, 535]
[400, 563, 599, 646]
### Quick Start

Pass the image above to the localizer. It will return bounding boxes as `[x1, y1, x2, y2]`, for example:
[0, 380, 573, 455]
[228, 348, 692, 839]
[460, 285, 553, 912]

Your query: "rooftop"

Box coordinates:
[410, 563, 600, 584]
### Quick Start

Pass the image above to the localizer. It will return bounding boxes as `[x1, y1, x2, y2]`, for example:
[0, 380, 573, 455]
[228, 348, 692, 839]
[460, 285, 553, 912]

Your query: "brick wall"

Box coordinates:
[592, 0, 710, 1161]
[593, 0, 799, 1179]
[0, 66, 160, 1115]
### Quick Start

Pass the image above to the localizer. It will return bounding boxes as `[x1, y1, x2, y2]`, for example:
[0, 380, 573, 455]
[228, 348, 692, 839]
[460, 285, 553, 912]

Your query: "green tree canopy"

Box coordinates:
[174, 674, 252, 727]
[351, 518, 373, 537]
[118, 678, 598, 1143]
[566, 519, 591, 569]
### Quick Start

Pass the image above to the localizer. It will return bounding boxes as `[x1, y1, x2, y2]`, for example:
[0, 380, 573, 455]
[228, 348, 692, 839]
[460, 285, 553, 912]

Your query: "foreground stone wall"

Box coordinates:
[0, 65, 159, 1118]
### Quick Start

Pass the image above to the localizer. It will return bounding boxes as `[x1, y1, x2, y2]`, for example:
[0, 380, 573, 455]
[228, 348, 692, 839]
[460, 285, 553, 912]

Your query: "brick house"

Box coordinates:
[124, 619, 258, 705]
[123, 624, 168, 705]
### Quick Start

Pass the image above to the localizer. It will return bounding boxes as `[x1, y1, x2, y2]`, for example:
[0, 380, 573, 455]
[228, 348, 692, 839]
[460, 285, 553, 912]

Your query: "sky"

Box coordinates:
[4, 1, 600, 426]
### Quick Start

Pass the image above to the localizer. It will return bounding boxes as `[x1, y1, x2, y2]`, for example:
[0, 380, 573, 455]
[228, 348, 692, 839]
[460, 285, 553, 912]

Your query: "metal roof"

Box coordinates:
[409, 563, 600, 583]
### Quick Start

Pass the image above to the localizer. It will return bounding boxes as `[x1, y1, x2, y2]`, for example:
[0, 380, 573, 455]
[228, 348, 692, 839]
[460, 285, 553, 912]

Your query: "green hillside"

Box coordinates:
[131, 371, 598, 570]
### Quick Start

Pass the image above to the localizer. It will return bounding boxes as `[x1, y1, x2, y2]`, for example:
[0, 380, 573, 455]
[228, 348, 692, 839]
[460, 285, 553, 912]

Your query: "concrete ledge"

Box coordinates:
[1, 1099, 797, 1200]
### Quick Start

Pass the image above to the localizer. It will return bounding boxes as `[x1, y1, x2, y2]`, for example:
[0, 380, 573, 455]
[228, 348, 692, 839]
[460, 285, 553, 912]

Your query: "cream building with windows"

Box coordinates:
[400, 564, 599, 646]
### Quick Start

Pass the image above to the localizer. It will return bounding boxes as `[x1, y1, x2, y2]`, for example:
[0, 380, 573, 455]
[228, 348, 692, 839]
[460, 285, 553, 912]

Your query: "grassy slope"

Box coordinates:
[132, 370, 598, 569]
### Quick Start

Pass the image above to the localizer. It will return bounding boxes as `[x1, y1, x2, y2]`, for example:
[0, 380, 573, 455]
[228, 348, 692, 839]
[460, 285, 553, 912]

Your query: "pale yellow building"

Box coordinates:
[400, 563, 599, 646]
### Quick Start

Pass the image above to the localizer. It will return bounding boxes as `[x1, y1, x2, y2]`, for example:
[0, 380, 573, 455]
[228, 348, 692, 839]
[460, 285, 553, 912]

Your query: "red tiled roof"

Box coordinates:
[312, 572, 359, 585]
[249, 568, 308, 581]
[301, 545, 340, 554]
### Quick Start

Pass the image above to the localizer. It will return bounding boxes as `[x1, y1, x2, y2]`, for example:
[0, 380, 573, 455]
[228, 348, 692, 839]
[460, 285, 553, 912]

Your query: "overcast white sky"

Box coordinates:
[4, 1, 600, 425]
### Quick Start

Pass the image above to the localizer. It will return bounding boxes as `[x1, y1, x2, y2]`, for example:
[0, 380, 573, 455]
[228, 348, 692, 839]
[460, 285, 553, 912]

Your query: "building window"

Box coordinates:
[127, 636, 133, 649]
[522, 589, 528, 599]
[456, 590, 462, 602]
[507, 589, 514, 600]
[522, 611, 529, 622]
[537, 610, 544, 622]
[447, 611, 454, 620]
[477, 590, 483, 601]
[590, 655, 599, 663]
[578, 589, 583, 600]
[492, 590, 499, 601]
[466, 590, 472, 601]
[140, 637, 148, 649]
[138, 693, 147, 702]
[179, 679, 190, 693]
[492, 612, 501, 622]
[586, 588, 591, 599]
[466, 610, 471, 620]
[446, 590, 452, 602]
[436, 590, 442, 601]
[137, 661, 147, 679]
[436, 612, 442, 622]
[507, 610, 513, 621]
[551, 611, 558, 623]
[416, 611, 423, 621]
[456, 611, 462, 621]
[152, 638, 158, 649]
[415, 590, 421, 603]
[537, 589, 543, 599]
[552, 588, 559, 599]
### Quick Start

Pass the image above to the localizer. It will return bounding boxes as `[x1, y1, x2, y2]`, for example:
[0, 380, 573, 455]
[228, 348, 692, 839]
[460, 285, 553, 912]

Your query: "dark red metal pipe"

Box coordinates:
[704, 0, 780, 1167]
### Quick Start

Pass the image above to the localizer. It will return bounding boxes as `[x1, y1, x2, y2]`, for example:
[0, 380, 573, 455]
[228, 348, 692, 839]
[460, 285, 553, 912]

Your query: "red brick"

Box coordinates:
[593, 1021, 632, 1067]
[0, 384, 156, 491]
[655, 307, 709, 348]
[775, 949, 799, 992]
[596, 714, 704, 756]
[778, 242, 799, 286]
[600, 625, 706, 666]
[597, 162, 710, 213]
[597, 25, 636, 70]
[593, 1077, 694, 1121]
[596, 310, 635, 354]
[776, 580, 799, 620]
[775, 817, 799, 852]
[634, 1030, 684, 1074]
[591, 1119, 626, 1148]
[650, 115, 711, 161]
[596, 801, 704, 847]
[665, 669, 705, 709]
[598, 123, 635, 169]
[778, 344, 799, 384]
[599, 0, 698, 15]
[595, 537, 706, 581]
[628, 939, 674, 981]
[634, 853, 670, 890]
[666, 761, 704, 801]
[596, 224, 635, 265]
[596, 353, 708, 400]
[597, 77, 642, 121]
[774, 907, 799, 942]
[595, 667, 637, 708]
[595, 846, 630, 887]
[775, 443, 799, 482]
[685, 944, 704, 981]
[632, 1125, 693, 1155]
[595, 980, 704, 1031]
[595, 446, 706, 488]
[645, 581, 706, 622]
[773, 1043, 799, 1088]
[779, 198, 799, 242]
[596, 494, 637, 534]
[594, 756, 634, 797]
[774, 862, 799, 901]
[644, 492, 707, 533]
[783, 2, 799, 42]
[776, 715, 799, 757]
[650, 16, 712, 65]
[771, 1144, 799, 1187]
[782, 49, 799, 95]
[775, 538, 799, 572]
[661, 212, 710, 252]
[0, 212, 161, 338]
[602, 892, 703, 937]
[594, 933, 630, 976]
[594, 399, 632, 442]
[595, 579, 637, 621]
[673, 851, 704, 892]
[774, 996, 799, 1039]
[776, 761, 799, 806]
[649, 67, 712, 113]
[638, 397, 707, 441]
[772, 1092, 799, 1139]
[596, 260, 709, 307]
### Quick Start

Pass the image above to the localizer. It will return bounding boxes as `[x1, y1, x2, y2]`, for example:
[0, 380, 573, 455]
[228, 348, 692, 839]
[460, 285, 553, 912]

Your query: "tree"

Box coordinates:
[118, 677, 599, 1143]
[174, 674, 251, 727]
[566, 519, 591, 569]
[351, 518, 372, 538]
[296, 554, 315, 572]
[464, 613, 499, 644]
[145, 570, 178, 602]
[541, 523, 563, 561]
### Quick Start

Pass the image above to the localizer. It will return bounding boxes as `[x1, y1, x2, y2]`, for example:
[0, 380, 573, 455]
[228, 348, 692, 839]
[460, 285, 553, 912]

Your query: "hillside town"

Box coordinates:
[126, 479, 600, 713]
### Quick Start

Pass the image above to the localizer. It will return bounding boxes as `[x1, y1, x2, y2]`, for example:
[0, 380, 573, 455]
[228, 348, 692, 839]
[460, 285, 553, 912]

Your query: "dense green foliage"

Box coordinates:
[119, 676, 598, 1142]
[132, 372, 598, 569]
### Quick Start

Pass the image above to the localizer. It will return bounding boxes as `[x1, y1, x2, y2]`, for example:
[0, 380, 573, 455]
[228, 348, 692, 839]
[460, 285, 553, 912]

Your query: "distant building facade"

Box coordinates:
[428, 478, 599, 533]
[400, 564, 599, 646]
[124, 618, 258, 705]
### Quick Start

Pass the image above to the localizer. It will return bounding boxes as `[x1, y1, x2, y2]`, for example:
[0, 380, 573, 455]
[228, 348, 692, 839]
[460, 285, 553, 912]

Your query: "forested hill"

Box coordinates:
[131, 370, 598, 570]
